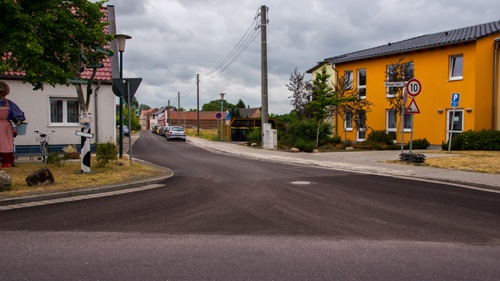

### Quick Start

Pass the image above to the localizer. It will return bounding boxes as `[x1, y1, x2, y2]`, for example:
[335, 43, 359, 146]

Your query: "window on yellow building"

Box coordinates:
[344, 70, 353, 90]
[387, 109, 412, 135]
[449, 55, 463, 80]
[386, 62, 414, 97]
[357, 69, 366, 99]
[345, 111, 353, 131]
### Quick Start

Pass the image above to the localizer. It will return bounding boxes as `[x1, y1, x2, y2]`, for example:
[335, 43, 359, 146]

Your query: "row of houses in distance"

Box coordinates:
[307, 19, 500, 145]
[139, 107, 262, 130]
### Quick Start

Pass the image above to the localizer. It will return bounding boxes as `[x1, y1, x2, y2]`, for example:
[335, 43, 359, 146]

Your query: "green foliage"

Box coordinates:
[366, 130, 394, 145]
[95, 142, 117, 168]
[1, 0, 111, 90]
[116, 106, 141, 131]
[247, 129, 261, 144]
[283, 119, 332, 148]
[411, 138, 430, 149]
[443, 130, 500, 151]
[293, 139, 317, 152]
[46, 152, 65, 167]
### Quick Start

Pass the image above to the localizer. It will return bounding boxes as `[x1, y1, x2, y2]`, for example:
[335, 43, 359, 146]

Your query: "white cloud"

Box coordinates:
[107, 0, 500, 114]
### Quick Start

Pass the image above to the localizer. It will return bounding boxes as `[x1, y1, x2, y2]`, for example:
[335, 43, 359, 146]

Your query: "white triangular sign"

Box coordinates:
[405, 99, 420, 114]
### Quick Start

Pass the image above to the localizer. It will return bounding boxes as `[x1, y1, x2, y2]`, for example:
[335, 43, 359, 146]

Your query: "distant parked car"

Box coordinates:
[165, 126, 186, 141]
[160, 126, 171, 137]
[117, 125, 130, 137]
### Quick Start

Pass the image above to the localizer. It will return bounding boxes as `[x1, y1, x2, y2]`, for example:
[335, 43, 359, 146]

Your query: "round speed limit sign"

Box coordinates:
[406, 78, 422, 97]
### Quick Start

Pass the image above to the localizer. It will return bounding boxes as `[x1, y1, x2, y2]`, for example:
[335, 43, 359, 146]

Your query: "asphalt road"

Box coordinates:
[1, 131, 500, 280]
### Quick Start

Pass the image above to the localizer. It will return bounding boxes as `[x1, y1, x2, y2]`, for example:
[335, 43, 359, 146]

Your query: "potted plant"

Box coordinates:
[62, 145, 80, 159]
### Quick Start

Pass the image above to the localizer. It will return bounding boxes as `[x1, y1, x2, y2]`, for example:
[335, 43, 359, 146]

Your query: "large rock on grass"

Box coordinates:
[0, 171, 12, 191]
[26, 168, 55, 187]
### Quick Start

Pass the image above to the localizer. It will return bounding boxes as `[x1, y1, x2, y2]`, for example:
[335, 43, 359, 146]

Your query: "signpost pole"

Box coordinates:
[401, 89, 406, 154]
[127, 81, 132, 164]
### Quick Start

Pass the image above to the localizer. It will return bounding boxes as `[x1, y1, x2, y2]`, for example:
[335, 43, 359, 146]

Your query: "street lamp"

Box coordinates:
[115, 34, 132, 158]
[220, 93, 225, 142]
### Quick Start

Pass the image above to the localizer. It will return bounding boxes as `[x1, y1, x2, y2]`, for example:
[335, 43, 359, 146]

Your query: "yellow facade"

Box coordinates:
[311, 32, 500, 145]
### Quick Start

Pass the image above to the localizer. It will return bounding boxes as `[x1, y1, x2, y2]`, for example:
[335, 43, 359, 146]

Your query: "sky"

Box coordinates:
[106, 0, 500, 114]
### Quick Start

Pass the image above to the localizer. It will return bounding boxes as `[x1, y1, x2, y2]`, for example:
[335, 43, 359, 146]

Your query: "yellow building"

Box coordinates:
[308, 20, 500, 145]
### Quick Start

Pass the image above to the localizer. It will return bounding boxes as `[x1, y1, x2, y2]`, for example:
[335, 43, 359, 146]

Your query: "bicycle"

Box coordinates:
[34, 130, 55, 162]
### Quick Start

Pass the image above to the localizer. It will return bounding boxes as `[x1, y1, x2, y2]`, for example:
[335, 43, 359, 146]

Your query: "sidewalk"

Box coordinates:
[187, 137, 500, 192]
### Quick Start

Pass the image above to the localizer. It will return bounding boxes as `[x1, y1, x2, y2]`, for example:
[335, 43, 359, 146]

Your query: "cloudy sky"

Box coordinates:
[106, 0, 500, 114]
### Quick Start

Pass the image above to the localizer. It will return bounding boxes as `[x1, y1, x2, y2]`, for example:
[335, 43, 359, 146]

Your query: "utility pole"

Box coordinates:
[197, 74, 200, 136]
[167, 100, 170, 126]
[260, 5, 269, 141]
[178, 91, 181, 125]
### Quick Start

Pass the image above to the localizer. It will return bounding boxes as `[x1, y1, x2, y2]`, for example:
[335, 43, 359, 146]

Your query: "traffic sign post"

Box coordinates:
[406, 78, 422, 97]
[448, 93, 460, 151]
[403, 78, 422, 155]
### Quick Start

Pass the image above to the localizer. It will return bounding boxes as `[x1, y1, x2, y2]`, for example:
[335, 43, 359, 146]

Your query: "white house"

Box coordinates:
[1, 5, 120, 154]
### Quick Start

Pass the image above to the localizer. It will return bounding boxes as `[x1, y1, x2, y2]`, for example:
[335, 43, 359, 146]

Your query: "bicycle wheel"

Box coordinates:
[41, 142, 50, 162]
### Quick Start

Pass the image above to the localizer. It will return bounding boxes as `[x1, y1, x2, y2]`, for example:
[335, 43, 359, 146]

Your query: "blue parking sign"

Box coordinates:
[451, 93, 460, 107]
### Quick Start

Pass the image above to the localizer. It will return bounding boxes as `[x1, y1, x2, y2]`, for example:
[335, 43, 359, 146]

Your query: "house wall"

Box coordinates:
[7, 80, 116, 147]
[320, 35, 499, 145]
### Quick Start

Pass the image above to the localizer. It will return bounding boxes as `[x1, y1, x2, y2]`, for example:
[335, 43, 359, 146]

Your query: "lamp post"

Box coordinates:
[220, 93, 225, 141]
[115, 34, 132, 158]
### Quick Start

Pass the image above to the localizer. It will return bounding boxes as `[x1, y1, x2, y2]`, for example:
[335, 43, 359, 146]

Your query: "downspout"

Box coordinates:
[493, 38, 500, 130]
[94, 81, 101, 142]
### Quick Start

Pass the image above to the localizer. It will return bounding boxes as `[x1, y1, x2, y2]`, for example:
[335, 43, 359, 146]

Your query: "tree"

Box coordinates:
[333, 69, 373, 140]
[286, 68, 312, 119]
[236, 99, 246, 109]
[308, 66, 358, 147]
[0, 0, 112, 113]
[386, 58, 414, 140]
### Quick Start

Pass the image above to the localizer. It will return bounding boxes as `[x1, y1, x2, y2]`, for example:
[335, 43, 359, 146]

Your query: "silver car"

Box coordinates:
[166, 126, 186, 141]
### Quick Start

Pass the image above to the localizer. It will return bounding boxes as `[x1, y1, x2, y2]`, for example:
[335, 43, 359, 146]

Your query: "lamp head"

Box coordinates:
[115, 34, 132, 52]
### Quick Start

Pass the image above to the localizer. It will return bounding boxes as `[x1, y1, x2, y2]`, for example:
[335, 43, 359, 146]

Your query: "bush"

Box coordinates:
[294, 139, 317, 152]
[411, 138, 430, 149]
[95, 142, 118, 168]
[283, 119, 332, 148]
[366, 130, 394, 145]
[46, 152, 65, 167]
[246, 129, 261, 144]
[443, 130, 500, 151]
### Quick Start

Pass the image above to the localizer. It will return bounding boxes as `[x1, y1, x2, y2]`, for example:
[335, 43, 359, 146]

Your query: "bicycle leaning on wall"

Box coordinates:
[34, 130, 54, 162]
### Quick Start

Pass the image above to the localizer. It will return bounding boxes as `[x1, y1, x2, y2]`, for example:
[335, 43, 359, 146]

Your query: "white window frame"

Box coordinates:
[446, 109, 464, 141]
[344, 111, 353, 132]
[386, 62, 414, 98]
[49, 97, 81, 126]
[357, 69, 366, 99]
[386, 64, 398, 98]
[356, 110, 366, 142]
[387, 109, 412, 134]
[449, 54, 463, 81]
[344, 70, 353, 90]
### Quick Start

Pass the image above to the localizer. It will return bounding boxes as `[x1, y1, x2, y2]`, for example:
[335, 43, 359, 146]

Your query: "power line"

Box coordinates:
[202, 8, 261, 81]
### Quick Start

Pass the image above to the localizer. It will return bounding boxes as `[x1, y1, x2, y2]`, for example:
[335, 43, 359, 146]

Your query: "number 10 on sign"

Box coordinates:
[406, 78, 422, 97]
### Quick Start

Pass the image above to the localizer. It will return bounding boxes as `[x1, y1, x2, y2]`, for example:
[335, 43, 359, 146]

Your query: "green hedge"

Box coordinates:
[442, 130, 500, 150]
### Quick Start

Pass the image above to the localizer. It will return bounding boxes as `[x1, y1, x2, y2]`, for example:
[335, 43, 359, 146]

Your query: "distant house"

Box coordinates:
[308, 19, 500, 145]
[2, 5, 119, 153]
[239, 107, 261, 118]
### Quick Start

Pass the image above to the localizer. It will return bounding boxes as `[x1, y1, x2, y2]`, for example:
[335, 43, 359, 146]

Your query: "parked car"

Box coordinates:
[151, 124, 159, 134]
[117, 125, 130, 137]
[160, 126, 171, 137]
[165, 126, 186, 141]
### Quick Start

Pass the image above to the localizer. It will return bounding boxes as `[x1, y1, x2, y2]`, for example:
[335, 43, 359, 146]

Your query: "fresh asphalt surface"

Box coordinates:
[1, 131, 500, 280]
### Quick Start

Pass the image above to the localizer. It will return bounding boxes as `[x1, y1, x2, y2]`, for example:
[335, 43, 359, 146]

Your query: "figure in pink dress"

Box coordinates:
[0, 81, 26, 168]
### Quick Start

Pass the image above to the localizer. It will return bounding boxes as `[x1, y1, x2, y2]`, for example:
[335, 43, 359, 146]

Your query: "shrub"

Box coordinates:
[46, 152, 65, 167]
[95, 142, 118, 168]
[283, 119, 332, 148]
[247, 129, 261, 144]
[294, 139, 317, 152]
[366, 130, 394, 145]
[444, 130, 500, 151]
[411, 138, 430, 149]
